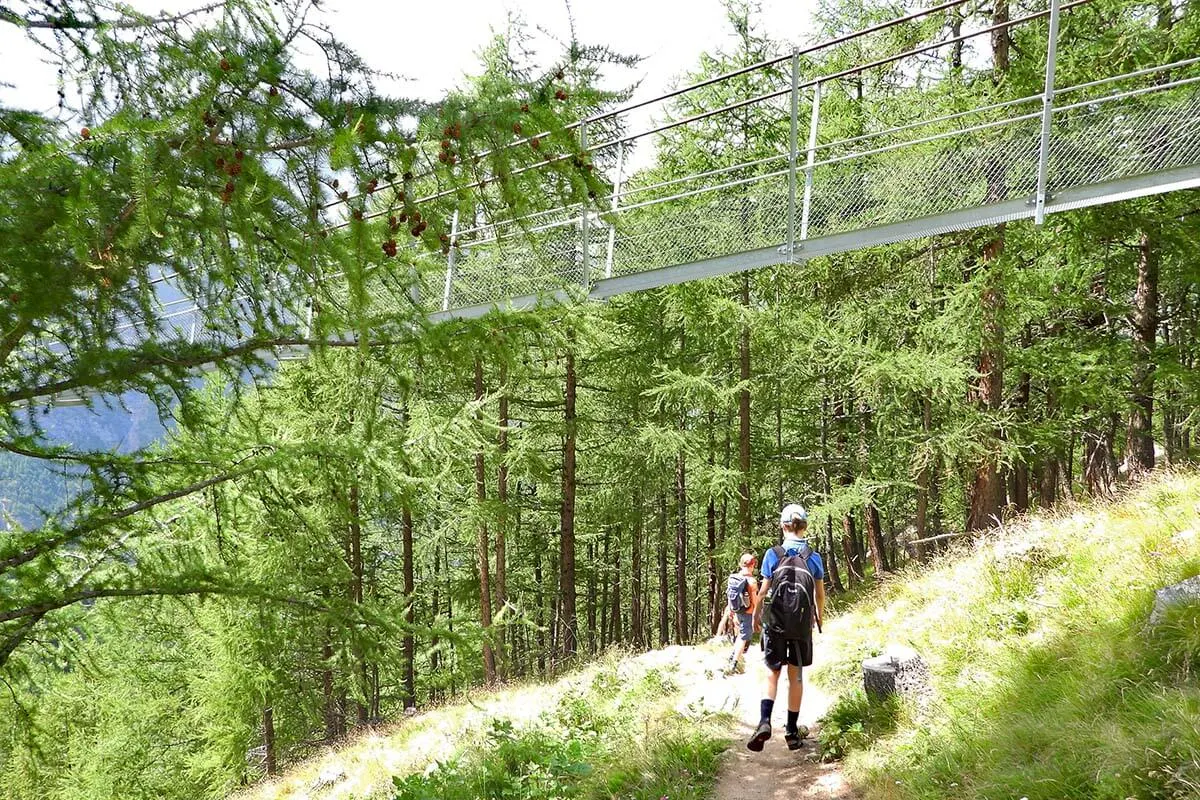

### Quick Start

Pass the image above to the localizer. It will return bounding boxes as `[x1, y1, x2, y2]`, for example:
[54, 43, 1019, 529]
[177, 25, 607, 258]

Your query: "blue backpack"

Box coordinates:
[726, 573, 750, 612]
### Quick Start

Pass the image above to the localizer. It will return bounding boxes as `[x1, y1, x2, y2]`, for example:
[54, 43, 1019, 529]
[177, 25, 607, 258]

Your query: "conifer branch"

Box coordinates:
[3, 336, 404, 405]
[0, 2, 226, 31]
[0, 584, 327, 625]
[0, 464, 262, 572]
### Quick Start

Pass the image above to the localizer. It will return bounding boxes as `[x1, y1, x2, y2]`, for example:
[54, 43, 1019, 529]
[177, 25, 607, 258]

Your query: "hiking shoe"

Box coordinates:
[784, 724, 811, 750]
[746, 720, 771, 751]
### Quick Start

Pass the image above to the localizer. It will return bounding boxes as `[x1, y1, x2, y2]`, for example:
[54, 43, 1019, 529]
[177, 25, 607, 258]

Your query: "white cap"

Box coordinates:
[780, 503, 807, 526]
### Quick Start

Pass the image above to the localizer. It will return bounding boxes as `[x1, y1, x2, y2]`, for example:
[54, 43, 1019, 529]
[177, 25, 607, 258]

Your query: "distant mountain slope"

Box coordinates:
[1, 393, 167, 528]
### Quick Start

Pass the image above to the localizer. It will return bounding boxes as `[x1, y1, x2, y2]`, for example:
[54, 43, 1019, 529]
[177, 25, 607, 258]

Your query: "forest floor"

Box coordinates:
[707, 636, 857, 800]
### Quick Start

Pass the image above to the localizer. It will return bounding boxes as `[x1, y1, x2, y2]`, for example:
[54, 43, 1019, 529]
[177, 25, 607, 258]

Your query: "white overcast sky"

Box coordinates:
[1, 0, 819, 119]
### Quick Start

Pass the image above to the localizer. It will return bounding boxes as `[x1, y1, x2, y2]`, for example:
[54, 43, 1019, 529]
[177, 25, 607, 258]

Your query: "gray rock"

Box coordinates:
[1149, 575, 1200, 626]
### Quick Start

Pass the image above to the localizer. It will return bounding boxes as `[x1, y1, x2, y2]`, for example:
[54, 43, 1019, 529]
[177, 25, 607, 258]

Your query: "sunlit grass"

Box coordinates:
[811, 471, 1200, 800]
[233, 646, 732, 800]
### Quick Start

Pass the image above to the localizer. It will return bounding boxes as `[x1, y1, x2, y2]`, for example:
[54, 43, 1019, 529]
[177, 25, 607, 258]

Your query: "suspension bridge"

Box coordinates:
[22, 0, 1200, 403]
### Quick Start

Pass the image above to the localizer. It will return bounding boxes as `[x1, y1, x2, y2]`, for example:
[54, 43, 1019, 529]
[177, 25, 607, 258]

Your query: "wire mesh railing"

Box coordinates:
[417, 0, 1200, 316]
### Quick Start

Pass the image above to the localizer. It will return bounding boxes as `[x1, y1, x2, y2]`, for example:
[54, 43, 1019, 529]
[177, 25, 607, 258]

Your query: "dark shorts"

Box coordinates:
[763, 629, 812, 672]
[734, 611, 753, 642]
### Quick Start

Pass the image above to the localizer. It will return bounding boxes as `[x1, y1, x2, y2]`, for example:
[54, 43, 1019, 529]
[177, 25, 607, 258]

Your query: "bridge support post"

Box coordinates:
[787, 49, 800, 262]
[441, 209, 459, 312]
[605, 140, 625, 280]
[800, 81, 822, 243]
[579, 122, 591, 289]
[1035, 0, 1061, 225]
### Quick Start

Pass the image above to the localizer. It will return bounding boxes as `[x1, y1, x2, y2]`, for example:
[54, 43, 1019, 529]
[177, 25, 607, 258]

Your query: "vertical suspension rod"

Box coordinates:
[800, 81, 822, 242]
[1035, 0, 1062, 224]
[441, 209, 459, 312]
[605, 140, 625, 279]
[579, 122, 591, 288]
[787, 49, 800, 261]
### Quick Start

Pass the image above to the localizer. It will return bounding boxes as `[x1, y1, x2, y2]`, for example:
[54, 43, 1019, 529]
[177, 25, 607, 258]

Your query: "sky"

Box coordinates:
[0, 0, 819, 115]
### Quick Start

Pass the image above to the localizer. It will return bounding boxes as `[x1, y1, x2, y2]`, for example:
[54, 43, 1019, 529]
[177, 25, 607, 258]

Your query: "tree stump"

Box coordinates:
[1150, 575, 1200, 626]
[862, 647, 930, 704]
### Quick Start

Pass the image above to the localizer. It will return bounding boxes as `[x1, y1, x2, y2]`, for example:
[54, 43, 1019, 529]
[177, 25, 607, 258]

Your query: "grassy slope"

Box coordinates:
[813, 472, 1200, 800]
[233, 645, 733, 800]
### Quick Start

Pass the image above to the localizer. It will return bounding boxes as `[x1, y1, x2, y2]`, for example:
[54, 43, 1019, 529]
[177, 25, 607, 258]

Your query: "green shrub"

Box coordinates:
[817, 689, 899, 762]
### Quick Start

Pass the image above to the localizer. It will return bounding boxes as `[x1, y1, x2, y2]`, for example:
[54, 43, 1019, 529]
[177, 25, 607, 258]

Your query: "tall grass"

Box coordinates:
[389, 657, 729, 800]
[813, 473, 1200, 800]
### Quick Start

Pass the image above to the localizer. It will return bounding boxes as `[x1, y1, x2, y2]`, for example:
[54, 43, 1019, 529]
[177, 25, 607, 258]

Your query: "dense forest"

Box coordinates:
[1, 0, 1198, 797]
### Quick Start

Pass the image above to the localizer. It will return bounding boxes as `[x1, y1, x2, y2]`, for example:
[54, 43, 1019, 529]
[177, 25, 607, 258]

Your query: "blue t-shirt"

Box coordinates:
[761, 537, 824, 583]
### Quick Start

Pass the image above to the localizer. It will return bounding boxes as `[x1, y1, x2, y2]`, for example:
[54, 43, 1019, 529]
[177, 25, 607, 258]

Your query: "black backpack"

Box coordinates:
[764, 545, 817, 639]
[726, 573, 750, 612]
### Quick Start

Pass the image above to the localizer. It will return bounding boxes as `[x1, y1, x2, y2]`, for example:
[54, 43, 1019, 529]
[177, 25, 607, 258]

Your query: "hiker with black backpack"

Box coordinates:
[747, 503, 826, 752]
[723, 553, 759, 675]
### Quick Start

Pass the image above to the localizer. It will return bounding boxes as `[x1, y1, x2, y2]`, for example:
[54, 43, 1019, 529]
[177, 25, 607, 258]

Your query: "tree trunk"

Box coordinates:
[707, 418, 720, 635]
[263, 704, 277, 777]
[348, 481, 368, 727]
[842, 514, 862, 585]
[968, 0, 1010, 532]
[929, 458, 944, 549]
[738, 273, 752, 544]
[431, 546, 441, 702]
[1037, 386, 1061, 508]
[322, 624, 338, 740]
[1084, 412, 1119, 497]
[1039, 457, 1059, 509]
[587, 540, 598, 654]
[658, 493, 669, 647]
[609, 527, 622, 644]
[446, 541, 456, 696]
[534, 546, 546, 674]
[835, 397, 863, 584]
[631, 484, 645, 647]
[1012, 326, 1032, 513]
[859, 401, 890, 575]
[600, 536, 610, 650]
[864, 500, 889, 576]
[402, 505, 415, 708]
[820, 390, 845, 590]
[371, 665, 380, 722]
[775, 378, 784, 511]
[950, 8, 964, 72]
[674, 451, 688, 645]
[824, 517, 843, 590]
[559, 345, 578, 658]
[473, 357, 497, 685]
[496, 362, 510, 677]
[966, 237, 1006, 531]
[1126, 228, 1159, 477]
[914, 393, 933, 560]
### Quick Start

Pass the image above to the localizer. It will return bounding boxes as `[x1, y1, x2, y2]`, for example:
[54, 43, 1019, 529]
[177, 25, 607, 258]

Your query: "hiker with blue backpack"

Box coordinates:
[724, 552, 759, 674]
[747, 503, 826, 752]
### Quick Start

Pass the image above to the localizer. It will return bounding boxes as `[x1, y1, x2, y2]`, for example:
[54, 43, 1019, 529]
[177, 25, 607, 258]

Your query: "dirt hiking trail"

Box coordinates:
[707, 637, 857, 800]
